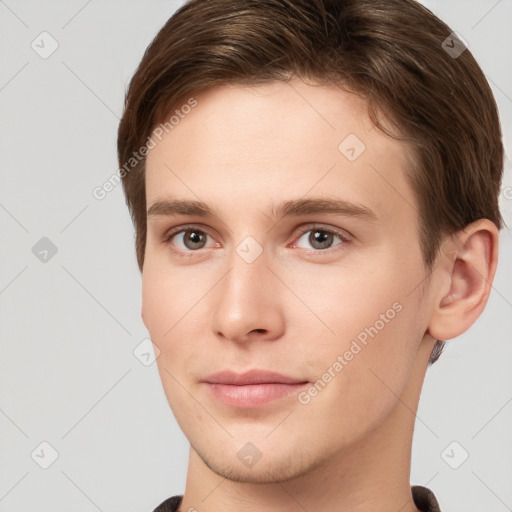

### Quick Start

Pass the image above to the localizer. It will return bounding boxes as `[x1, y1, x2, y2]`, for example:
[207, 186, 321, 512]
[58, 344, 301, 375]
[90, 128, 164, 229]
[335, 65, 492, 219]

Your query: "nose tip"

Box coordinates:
[211, 257, 285, 344]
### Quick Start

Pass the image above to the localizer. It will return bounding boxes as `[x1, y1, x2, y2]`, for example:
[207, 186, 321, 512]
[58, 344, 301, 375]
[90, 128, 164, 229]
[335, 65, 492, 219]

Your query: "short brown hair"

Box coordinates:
[117, 0, 504, 365]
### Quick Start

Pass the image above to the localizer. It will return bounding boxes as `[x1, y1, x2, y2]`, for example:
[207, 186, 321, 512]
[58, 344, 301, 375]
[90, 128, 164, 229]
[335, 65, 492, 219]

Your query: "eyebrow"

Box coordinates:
[147, 197, 377, 221]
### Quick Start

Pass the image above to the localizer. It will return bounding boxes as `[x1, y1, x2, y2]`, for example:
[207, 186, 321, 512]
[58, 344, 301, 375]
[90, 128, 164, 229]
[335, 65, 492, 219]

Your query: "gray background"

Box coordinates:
[0, 1, 511, 511]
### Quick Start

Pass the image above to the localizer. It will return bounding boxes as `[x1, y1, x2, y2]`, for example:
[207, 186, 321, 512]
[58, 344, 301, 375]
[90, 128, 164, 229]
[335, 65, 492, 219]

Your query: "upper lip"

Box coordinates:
[202, 369, 308, 385]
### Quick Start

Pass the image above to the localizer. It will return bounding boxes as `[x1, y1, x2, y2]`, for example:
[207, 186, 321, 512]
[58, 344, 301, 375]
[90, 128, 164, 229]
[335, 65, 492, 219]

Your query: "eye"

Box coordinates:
[163, 225, 218, 253]
[162, 223, 352, 257]
[292, 225, 351, 251]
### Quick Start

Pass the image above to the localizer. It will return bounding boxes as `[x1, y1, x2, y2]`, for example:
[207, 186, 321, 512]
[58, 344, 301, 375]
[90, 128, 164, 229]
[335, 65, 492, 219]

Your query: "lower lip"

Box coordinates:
[204, 382, 308, 408]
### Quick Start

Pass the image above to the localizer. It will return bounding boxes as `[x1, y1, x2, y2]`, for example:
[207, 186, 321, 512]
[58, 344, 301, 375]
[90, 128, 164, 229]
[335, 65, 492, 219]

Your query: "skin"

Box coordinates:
[141, 77, 499, 512]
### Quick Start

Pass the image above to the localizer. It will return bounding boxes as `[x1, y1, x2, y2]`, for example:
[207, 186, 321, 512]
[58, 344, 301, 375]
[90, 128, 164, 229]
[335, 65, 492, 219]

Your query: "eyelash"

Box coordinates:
[162, 223, 352, 258]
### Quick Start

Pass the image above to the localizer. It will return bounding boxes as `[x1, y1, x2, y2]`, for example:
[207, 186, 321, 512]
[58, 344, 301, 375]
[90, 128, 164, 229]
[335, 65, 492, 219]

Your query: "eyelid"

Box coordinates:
[291, 223, 352, 241]
[162, 223, 214, 242]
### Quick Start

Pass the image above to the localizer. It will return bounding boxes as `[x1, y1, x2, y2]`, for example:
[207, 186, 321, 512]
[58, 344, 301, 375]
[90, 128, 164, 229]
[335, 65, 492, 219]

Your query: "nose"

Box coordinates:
[211, 247, 285, 344]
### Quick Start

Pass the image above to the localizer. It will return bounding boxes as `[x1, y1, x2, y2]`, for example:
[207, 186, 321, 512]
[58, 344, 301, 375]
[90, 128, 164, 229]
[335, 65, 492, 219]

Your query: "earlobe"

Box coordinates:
[427, 219, 499, 341]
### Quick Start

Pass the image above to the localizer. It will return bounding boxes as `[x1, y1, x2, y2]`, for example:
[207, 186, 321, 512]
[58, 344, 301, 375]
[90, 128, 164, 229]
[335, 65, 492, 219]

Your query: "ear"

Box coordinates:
[427, 219, 499, 341]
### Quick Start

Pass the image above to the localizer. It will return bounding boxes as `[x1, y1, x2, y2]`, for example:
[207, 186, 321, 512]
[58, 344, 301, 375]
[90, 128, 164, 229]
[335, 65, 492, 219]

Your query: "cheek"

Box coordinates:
[285, 259, 398, 336]
[141, 269, 164, 334]
[294, 275, 423, 439]
[141, 254, 188, 335]
[288, 251, 423, 376]
[142, 266, 199, 416]
[141, 261, 206, 368]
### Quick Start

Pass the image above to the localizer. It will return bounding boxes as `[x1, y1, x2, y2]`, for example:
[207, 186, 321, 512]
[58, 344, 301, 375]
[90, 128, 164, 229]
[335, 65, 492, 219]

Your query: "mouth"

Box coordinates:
[201, 369, 309, 408]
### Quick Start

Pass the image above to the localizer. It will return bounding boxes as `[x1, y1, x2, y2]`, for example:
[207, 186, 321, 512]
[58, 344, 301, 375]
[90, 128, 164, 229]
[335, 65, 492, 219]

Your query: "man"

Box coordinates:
[117, 0, 503, 510]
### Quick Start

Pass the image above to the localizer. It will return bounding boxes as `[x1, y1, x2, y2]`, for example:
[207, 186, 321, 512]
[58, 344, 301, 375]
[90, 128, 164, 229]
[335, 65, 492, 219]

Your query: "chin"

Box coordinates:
[193, 441, 326, 484]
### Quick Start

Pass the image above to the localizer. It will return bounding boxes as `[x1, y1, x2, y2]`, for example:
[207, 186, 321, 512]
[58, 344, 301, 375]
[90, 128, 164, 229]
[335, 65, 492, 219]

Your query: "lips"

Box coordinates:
[201, 369, 309, 408]
[202, 369, 308, 386]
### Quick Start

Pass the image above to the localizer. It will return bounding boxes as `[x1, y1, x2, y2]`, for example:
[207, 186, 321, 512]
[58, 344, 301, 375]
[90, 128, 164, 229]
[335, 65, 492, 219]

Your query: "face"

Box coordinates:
[142, 78, 434, 482]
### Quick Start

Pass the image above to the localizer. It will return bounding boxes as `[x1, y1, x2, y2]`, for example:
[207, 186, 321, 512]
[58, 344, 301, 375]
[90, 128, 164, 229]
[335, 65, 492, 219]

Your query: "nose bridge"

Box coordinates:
[220, 241, 270, 313]
[212, 238, 282, 341]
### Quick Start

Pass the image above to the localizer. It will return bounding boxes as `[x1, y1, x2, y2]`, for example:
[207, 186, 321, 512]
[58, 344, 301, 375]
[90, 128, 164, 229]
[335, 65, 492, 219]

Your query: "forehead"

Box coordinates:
[145, 78, 417, 227]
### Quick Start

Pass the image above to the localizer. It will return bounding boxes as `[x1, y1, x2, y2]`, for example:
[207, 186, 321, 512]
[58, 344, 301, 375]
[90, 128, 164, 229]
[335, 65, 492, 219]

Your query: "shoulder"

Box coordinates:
[152, 495, 183, 512]
[412, 485, 442, 512]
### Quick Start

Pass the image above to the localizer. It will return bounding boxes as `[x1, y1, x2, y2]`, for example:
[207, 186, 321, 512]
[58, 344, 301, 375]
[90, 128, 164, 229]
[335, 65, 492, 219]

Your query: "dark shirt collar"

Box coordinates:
[152, 485, 441, 512]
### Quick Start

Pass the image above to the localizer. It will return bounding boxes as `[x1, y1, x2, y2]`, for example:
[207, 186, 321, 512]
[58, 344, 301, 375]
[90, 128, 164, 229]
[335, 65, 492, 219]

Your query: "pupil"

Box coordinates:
[186, 230, 205, 249]
[311, 230, 332, 249]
